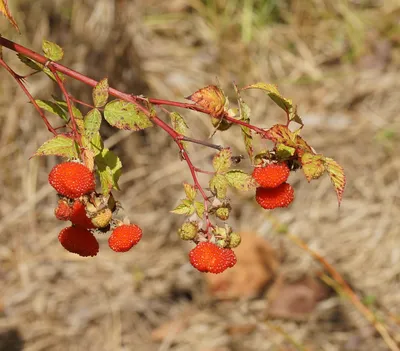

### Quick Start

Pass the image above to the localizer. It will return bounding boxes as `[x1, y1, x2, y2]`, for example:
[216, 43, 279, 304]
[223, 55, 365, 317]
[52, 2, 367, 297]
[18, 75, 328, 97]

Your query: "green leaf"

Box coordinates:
[82, 132, 103, 156]
[186, 85, 226, 117]
[183, 183, 197, 201]
[170, 112, 189, 149]
[194, 201, 205, 218]
[276, 143, 296, 159]
[301, 153, 325, 182]
[225, 170, 256, 191]
[95, 148, 122, 194]
[35, 99, 68, 122]
[92, 78, 109, 108]
[42, 40, 64, 61]
[171, 202, 195, 215]
[212, 148, 232, 173]
[209, 174, 228, 199]
[234, 85, 253, 160]
[323, 157, 346, 205]
[84, 109, 102, 140]
[33, 135, 79, 159]
[104, 100, 153, 130]
[54, 101, 83, 119]
[17, 54, 66, 82]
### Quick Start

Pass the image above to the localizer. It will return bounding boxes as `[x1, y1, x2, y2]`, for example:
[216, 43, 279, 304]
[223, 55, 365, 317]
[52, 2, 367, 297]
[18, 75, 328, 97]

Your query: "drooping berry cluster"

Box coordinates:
[253, 162, 295, 210]
[49, 162, 142, 256]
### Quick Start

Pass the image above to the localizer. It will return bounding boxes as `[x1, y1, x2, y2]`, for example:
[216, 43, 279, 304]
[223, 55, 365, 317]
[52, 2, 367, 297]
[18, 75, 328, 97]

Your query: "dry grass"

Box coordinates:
[1, 0, 400, 350]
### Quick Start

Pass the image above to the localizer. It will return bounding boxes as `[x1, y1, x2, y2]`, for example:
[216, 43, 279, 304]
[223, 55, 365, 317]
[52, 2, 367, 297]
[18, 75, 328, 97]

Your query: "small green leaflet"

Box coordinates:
[33, 135, 79, 159]
[183, 182, 197, 201]
[42, 40, 64, 61]
[92, 78, 109, 108]
[225, 170, 256, 191]
[212, 148, 232, 173]
[82, 132, 103, 156]
[324, 157, 346, 205]
[17, 54, 66, 82]
[35, 99, 68, 122]
[170, 112, 189, 149]
[171, 202, 195, 216]
[301, 153, 325, 182]
[194, 201, 205, 218]
[234, 84, 253, 160]
[84, 109, 102, 140]
[209, 174, 228, 199]
[104, 100, 153, 130]
[276, 143, 296, 160]
[95, 148, 122, 194]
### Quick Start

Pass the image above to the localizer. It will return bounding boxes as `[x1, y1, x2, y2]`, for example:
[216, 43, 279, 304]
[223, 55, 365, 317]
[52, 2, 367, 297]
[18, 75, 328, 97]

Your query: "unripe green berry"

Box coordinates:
[178, 222, 198, 240]
[215, 207, 230, 221]
[229, 232, 241, 248]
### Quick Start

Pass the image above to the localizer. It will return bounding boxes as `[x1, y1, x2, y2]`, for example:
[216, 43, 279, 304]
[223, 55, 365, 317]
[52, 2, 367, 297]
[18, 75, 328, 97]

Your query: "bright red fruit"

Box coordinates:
[70, 200, 95, 229]
[48, 162, 95, 199]
[252, 162, 290, 188]
[189, 242, 236, 274]
[255, 182, 294, 209]
[58, 226, 99, 257]
[108, 224, 142, 252]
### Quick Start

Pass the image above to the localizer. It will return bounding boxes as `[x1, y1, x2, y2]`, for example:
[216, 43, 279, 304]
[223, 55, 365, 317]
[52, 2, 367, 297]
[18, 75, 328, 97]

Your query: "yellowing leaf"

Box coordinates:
[33, 135, 79, 159]
[234, 84, 253, 160]
[0, 0, 20, 32]
[194, 201, 205, 219]
[104, 100, 153, 130]
[35, 99, 68, 122]
[183, 183, 197, 202]
[225, 170, 256, 191]
[170, 112, 189, 149]
[212, 148, 232, 173]
[17, 54, 66, 82]
[42, 40, 64, 61]
[301, 153, 325, 182]
[92, 78, 109, 107]
[323, 157, 346, 205]
[171, 202, 195, 216]
[95, 148, 122, 194]
[266, 124, 296, 147]
[276, 143, 296, 160]
[84, 109, 102, 140]
[209, 174, 228, 199]
[186, 85, 226, 117]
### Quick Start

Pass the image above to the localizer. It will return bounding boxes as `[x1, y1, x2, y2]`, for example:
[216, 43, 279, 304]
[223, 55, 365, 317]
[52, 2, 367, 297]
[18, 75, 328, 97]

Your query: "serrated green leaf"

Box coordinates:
[84, 109, 102, 140]
[276, 143, 296, 159]
[95, 148, 122, 195]
[183, 183, 197, 201]
[54, 101, 83, 119]
[209, 174, 228, 199]
[170, 112, 189, 149]
[194, 201, 205, 218]
[295, 134, 314, 155]
[212, 148, 232, 173]
[82, 132, 103, 156]
[92, 78, 109, 107]
[171, 202, 195, 215]
[225, 169, 256, 191]
[33, 135, 79, 159]
[42, 40, 64, 61]
[301, 153, 325, 182]
[104, 100, 153, 130]
[323, 157, 346, 205]
[17, 54, 66, 82]
[35, 99, 68, 122]
[234, 85, 253, 160]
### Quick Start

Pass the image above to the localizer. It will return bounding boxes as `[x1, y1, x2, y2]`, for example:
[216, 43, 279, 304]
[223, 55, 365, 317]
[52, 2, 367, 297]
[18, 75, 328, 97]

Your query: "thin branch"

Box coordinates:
[179, 136, 224, 151]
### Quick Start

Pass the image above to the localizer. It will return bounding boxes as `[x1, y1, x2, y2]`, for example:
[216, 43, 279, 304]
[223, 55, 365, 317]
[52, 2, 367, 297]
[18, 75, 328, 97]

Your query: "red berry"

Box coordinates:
[58, 226, 99, 257]
[70, 200, 95, 229]
[255, 183, 294, 209]
[189, 242, 236, 274]
[49, 162, 95, 199]
[108, 224, 142, 252]
[252, 163, 290, 188]
[54, 199, 72, 221]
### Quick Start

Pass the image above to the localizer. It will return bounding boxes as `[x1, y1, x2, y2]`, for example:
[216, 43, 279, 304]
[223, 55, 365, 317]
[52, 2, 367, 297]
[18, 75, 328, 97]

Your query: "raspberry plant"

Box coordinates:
[0, 8, 345, 274]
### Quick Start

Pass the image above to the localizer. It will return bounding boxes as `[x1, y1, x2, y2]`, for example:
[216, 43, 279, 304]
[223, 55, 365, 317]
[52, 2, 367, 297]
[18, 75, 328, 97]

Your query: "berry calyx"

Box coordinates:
[48, 162, 95, 199]
[108, 224, 142, 252]
[189, 242, 237, 274]
[58, 226, 99, 257]
[70, 200, 95, 229]
[252, 162, 290, 188]
[255, 182, 295, 209]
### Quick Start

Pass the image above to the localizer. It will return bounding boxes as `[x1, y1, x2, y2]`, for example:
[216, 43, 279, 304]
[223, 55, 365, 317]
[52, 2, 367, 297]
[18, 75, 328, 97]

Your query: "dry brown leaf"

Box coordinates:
[206, 232, 279, 299]
[0, 0, 20, 33]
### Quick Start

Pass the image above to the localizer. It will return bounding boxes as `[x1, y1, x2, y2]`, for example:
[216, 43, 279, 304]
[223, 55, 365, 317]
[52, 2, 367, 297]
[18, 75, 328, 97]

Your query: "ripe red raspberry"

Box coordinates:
[70, 200, 95, 229]
[189, 242, 237, 274]
[54, 199, 72, 221]
[255, 182, 294, 209]
[108, 224, 142, 252]
[48, 162, 95, 199]
[58, 226, 99, 257]
[252, 162, 290, 188]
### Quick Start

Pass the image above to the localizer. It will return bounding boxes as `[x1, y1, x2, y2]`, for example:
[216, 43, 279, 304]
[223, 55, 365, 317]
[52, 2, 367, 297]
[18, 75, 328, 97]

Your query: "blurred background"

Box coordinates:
[1, 0, 400, 350]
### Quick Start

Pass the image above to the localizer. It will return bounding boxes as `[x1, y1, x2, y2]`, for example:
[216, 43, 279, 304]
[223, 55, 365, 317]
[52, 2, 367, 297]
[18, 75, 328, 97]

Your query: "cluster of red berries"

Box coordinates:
[49, 162, 142, 257]
[252, 162, 294, 209]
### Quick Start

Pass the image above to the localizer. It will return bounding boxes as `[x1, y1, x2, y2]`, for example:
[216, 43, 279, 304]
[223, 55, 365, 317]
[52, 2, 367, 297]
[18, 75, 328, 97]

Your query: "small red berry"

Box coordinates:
[54, 199, 72, 221]
[108, 224, 142, 252]
[49, 162, 95, 199]
[189, 242, 236, 274]
[255, 182, 295, 209]
[58, 226, 99, 257]
[252, 163, 290, 188]
[70, 200, 95, 229]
